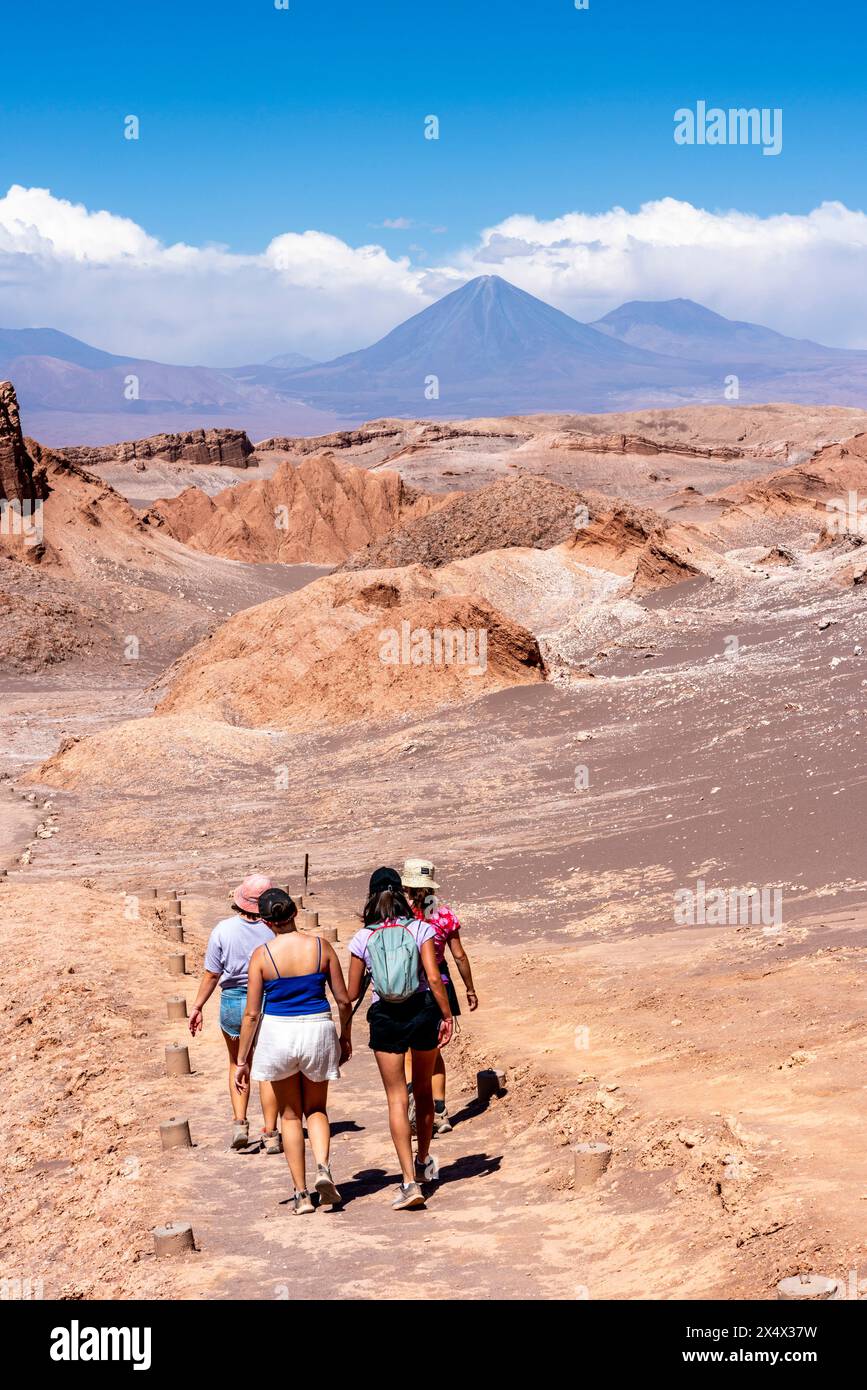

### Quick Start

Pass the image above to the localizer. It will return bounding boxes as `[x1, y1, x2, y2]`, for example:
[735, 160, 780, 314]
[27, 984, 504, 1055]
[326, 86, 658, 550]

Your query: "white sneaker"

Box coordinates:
[392, 1181, 425, 1210]
[433, 1107, 452, 1135]
[415, 1152, 440, 1183]
[314, 1163, 341, 1206]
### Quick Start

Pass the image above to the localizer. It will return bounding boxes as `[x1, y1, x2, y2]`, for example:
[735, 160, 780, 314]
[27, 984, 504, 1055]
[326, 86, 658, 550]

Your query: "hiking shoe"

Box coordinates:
[292, 1190, 315, 1215]
[314, 1163, 341, 1206]
[392, 1180, 425, 1210]
[415, 1152, 440, 1184]
[433, 1107, 452, 1135]
[261, 1129, 282, 1155]
[230, 1120, 249, 1151]
[407, 1091, 417, 1136]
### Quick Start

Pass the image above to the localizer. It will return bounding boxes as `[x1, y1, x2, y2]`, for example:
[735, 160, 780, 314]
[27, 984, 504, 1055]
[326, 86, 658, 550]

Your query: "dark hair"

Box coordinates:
[363, 885, 413, 927]
[233, 904, 262, 921]
[257, 888, 297, 925]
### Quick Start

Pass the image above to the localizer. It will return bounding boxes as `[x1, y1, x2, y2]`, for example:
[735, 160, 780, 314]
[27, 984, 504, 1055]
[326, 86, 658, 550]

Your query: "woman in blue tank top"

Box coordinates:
[235, 889, 353, 1214]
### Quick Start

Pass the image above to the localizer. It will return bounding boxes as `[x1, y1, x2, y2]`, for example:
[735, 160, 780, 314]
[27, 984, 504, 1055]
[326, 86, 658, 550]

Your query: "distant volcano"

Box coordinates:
[272, 275, 710, 416]
[591, 298, 865, 369]
[6, 278, 867, 443]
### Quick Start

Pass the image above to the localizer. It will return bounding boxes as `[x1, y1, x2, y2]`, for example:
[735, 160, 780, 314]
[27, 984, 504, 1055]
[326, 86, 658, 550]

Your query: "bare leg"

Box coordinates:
[403, 1052, 413, 1086]
[222, 1030, 248, 1122]
[374, 1050, 415, 1182]
[432, 1051, 446, 1104]
[272, 1075, 306, 1191]
[301, 1078, 331, 1166]
[258, 1080, 279, 1134]
[410, 1047, 438, 1163]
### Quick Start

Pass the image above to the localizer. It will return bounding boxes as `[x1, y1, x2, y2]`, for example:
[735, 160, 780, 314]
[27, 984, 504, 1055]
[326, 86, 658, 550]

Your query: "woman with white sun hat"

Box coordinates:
[401, 856, 478, 1135]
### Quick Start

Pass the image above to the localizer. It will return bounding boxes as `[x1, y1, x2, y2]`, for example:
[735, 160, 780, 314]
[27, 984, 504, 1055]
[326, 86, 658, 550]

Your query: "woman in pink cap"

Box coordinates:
[189, 874, 280, 1151]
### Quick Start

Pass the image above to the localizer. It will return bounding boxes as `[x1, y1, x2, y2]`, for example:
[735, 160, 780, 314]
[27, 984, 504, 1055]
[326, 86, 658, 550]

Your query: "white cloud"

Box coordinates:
[458, 198, 867, 347]
[2, 186, 867, 362]
[0, 185, 166, 263]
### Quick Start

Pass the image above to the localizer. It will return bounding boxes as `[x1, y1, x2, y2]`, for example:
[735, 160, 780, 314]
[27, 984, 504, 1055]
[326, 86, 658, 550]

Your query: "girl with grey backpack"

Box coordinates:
[348, 866, 453, 1210]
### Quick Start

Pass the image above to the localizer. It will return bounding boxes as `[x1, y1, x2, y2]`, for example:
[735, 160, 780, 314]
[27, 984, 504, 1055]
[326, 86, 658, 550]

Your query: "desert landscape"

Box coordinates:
[1, 374, 865, 1302]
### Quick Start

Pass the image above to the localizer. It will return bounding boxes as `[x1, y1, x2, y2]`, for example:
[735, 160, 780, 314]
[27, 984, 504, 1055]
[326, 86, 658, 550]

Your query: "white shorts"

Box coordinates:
[251, 1012, 341, 1083]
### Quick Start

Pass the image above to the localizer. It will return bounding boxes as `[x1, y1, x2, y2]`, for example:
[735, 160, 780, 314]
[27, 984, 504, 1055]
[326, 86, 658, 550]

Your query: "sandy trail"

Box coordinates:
[6, 874, 861, 1302]
[140, 891, 599, 1302]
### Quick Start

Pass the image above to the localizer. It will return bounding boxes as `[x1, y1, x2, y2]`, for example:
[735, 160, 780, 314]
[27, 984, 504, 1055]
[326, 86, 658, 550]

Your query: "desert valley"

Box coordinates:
[1, 362, 865, 1300]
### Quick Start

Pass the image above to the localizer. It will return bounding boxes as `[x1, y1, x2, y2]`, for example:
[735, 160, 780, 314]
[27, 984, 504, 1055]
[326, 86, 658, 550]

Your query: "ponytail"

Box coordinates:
[363, 885, 412, 926]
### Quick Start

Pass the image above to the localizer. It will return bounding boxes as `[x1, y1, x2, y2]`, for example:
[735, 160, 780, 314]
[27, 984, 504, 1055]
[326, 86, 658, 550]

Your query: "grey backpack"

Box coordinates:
[367, 919, 421, 1002]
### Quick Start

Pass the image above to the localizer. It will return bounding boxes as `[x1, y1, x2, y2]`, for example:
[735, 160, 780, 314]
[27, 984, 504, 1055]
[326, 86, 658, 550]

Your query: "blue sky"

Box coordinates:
[1, 0, 863, 255]
[1, 0, 866, 362]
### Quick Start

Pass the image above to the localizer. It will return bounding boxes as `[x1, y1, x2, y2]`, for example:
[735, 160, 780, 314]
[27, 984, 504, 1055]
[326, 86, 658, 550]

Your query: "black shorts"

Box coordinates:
[442, 973, 461, 1018]
[368, 991, 442, 1054]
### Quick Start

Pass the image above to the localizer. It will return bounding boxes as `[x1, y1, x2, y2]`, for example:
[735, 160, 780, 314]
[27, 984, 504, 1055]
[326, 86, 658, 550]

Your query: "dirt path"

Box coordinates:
[4, 877, 862, 1302]
[152, 891, 591, 1302]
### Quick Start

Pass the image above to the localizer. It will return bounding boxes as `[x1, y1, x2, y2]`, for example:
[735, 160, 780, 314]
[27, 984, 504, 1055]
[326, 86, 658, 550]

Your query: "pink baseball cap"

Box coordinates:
[232, 874, 274, 915]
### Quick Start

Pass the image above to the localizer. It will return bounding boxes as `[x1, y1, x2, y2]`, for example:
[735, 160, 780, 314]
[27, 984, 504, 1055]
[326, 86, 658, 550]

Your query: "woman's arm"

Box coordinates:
[420, 939, 454, 1046]
[448, 933, 478, 1010]
[324, 944, 353, 1063]
[234, 950, 265, 1091]
[347, 953, 366, 1004]
[188, 970, 221, 1036]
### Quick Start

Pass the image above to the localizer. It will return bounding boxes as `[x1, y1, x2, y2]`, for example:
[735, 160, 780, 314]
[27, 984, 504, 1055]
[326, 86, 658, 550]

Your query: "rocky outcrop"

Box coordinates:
[566, 500, 706, 593]
[148, 454, 438, 564]
[340, 475, 585, 571]
[715, 434, 867, 522]
[550, 430, 743, 460]
[55, 428, 255, 469]
[256, 424, 405, 454]
[0, 380, 44, 503]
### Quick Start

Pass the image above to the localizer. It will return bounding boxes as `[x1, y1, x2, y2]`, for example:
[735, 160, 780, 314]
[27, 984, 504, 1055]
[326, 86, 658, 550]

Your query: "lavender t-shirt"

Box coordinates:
[204, 914, 274, 990]
[349, 917, 436, 1003]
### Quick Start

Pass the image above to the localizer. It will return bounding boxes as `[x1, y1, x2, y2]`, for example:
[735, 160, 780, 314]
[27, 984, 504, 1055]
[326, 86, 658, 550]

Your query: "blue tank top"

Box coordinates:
[262, 939, 329, 1017]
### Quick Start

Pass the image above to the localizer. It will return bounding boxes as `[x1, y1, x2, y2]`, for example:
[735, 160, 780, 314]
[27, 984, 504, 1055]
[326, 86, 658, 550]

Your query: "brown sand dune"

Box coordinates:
[274, 595, 545, 730]
[434, 545, 605, 633]
[157, 566, 440, 722]
[154, 564, 543, 731]
[32, 714, 281, 794]
[149, 453, 441, 563]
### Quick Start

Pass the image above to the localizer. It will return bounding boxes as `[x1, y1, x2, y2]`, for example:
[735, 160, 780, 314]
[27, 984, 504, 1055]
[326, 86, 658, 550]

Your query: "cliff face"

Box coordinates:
[54, 428, 255, 469]
[0, 380, 44, 503]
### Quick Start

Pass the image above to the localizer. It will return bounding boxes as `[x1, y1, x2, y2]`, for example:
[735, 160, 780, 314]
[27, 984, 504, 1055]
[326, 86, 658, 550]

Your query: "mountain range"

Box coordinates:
[4, 276, 867, 445]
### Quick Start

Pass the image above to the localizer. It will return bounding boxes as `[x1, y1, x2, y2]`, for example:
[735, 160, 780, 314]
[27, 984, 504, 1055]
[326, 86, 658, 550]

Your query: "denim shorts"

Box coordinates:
[219, 986, 247, 1038]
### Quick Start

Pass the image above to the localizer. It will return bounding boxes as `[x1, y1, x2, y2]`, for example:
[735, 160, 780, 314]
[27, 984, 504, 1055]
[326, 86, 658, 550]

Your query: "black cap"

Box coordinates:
[368, 866, 402, 896]
[258, 887, 297, 923]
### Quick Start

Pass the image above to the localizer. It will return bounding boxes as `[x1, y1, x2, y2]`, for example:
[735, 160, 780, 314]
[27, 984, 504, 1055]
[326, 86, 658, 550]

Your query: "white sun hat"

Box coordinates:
[401, 857, 439, 890]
